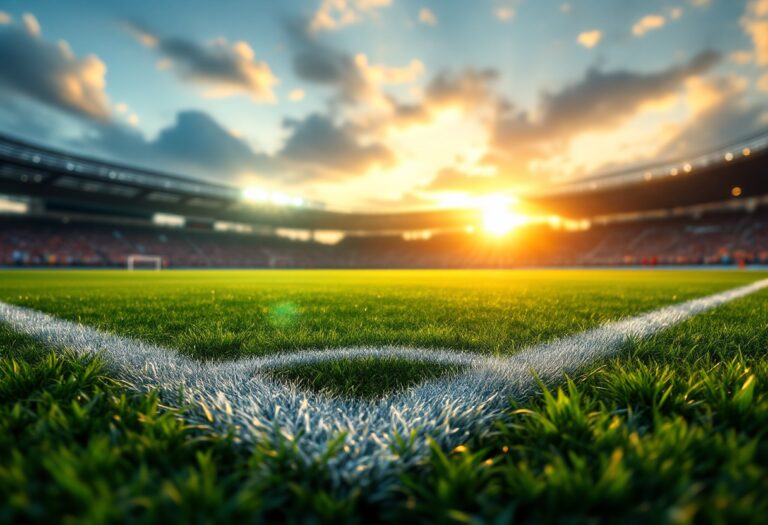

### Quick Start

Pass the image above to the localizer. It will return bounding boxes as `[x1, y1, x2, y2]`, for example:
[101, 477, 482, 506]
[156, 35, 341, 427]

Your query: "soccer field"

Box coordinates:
[1, 269, 767, 523]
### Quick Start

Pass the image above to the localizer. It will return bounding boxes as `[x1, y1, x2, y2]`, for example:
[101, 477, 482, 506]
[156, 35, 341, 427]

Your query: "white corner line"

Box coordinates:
[1, 277, 767, 487]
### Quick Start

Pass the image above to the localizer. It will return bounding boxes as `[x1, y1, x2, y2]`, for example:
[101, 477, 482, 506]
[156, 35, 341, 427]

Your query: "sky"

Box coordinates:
[0, 0, 766, 212]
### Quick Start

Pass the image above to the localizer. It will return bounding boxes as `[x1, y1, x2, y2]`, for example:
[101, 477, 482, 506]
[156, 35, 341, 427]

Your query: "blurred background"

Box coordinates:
[1, 0, 767, 268]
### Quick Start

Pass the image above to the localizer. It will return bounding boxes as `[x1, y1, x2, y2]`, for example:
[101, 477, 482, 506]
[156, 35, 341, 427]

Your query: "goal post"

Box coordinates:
[126, 254, 163, 271]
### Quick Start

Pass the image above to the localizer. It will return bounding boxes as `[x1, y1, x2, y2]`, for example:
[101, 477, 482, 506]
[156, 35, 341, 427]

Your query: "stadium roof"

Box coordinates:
[2, 130, 768, 230]
[0, 133, 479, 231]
[526, 129, 768, 218]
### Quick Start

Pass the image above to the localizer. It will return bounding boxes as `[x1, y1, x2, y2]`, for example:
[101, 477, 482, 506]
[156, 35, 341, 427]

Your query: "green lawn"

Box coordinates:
[1, 269, 767, 524]
[0, 269, 760, 358]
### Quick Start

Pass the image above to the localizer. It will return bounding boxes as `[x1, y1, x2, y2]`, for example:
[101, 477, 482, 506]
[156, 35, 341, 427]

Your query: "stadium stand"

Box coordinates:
[2, 130, 768, 268]
[3, 207, 768, 268]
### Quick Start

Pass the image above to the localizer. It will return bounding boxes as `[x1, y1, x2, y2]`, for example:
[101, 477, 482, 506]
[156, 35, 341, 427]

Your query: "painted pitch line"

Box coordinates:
[1, 278, 767, 489]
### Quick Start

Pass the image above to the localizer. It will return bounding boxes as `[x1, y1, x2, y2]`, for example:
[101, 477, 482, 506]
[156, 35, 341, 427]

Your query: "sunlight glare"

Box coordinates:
[480, 195, 528, 236]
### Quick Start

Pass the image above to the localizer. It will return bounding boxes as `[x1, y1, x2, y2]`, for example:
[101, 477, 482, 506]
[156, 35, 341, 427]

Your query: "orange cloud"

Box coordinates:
[742, 1, 768, 65]
[577, 30, 602, 49]
[310, 0, 392, 31]
[632, 14, 666, 36]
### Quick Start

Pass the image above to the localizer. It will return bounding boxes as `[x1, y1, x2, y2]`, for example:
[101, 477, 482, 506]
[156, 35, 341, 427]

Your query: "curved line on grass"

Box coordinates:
[1, 278, 767, 489]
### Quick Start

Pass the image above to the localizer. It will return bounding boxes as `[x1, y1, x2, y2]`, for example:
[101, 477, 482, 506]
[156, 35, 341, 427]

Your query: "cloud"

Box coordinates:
[288, 88, 305, 101]
[494, 50, 720, 148]
[286, 18, 423, 107]
[658, 75, 767, 158]
[81, 110, 274, 180]
[577, 30, 602, 49]
[0, 13, 111, 121]
[730, 50, 754, 64]
[758, 73, 768, 92]
[277, 113, 394, 178]
[494, 7, 515, 22]
[383, 68, 501, 129]
[418, 8, 438, 26]
[82, 107, 394, 183]
[310, 0, 392, 31]
[744, 20, 768, 65]
[426, 167, 503, 193]
[425, 68, 499, 109]
[125, 22, 278, 102]
[285, 18, 366, 101]
[742, 0, 768, 65]
[689, 0, 712, 8]
[417, 54, 737, 197]
[632, 14, 666, 36]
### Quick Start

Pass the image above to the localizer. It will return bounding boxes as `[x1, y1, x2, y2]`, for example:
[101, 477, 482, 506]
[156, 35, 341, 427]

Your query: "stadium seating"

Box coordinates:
[2, 208, 767, 268]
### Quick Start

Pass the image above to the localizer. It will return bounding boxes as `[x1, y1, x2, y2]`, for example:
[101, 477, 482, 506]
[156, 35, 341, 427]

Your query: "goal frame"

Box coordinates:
[126, 254, 163, 271]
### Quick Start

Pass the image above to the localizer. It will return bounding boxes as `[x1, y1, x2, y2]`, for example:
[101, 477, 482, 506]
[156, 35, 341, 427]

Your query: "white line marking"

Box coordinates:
[1, 278, 767, 488]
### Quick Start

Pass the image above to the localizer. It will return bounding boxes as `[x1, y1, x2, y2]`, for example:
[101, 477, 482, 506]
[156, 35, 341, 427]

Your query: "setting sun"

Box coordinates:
[479, 195, 529, 236]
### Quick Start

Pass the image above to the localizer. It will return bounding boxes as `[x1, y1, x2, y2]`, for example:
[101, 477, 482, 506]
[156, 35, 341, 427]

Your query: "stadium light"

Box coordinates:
[242, 187, 269, 202]
[242, 187, 304, 207]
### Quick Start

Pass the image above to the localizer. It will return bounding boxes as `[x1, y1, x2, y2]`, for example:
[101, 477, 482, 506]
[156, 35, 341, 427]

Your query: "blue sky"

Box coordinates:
[0, 0, 766, 211]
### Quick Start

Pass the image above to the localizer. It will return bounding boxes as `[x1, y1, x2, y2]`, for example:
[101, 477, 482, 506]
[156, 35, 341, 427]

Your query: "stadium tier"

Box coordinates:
[3, 206, 768, 268]
[2, 130, 768, 268]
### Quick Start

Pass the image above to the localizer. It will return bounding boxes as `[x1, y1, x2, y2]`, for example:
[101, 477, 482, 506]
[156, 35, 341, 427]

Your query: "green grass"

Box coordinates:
[1, 269, 767, 524]
[0, 269, 759, 358]
[264, 356, 465, 399]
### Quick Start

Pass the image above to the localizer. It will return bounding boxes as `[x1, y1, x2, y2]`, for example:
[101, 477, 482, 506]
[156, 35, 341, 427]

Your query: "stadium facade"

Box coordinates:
[1, 131, 768, 268]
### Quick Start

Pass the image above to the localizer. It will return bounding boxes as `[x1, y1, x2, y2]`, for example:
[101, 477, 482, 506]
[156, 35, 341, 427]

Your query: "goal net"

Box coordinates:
[126, 254, 163, 271]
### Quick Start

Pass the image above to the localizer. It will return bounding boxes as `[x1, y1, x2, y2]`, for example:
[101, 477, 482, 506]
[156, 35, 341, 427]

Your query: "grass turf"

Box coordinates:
[263, 356, 466, 399]
[0, 269, 760, 358]
[0, 269, 767, 523]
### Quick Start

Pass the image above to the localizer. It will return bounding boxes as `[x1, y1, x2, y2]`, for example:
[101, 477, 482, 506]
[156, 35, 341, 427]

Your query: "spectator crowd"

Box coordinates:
[2, 209, 768, 269]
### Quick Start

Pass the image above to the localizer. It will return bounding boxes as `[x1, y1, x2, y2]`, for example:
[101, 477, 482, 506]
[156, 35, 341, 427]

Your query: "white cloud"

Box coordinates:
[669, 7, 684, 20]
[419, 8, 438, 26]
[310, 0, 392, 31]
[690, 0, 712, 7]
[577, 30, 602, 49]
[0, 11, 11, 24]
[288, 88, 305, 101]
[632, 14, 666, 36]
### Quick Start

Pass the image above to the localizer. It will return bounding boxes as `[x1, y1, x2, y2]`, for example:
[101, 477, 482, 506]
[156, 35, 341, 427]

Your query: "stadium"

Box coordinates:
[3, 129, 768, 269]
[2, 1, 768, 524]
